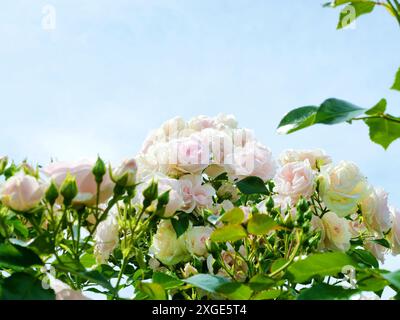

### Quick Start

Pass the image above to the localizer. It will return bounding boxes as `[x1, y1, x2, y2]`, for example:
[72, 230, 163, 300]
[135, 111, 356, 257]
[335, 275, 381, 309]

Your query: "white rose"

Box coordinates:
[390, 207, 400, 255]
[321, 212, 352, 252]
[214, 113, 238, 129]
[225, 141, 276, 181]
[94, 207, 119, 264]
[360, 187, 392, 236]
[184, 226, 213, 257]
[365, 241, 387, 263]
[112, 158, 138, 187]
[182, 263, 198, 278]
[0, 172, 45, 212]
[49, 275, 90, 300]
[149, 220, 190, 266]
[319, 161, 368, 217]
[180, 174, 215, 212]
[161, 116, 187, 138]
[279, 149, 332, 169]
[188, 115, 216, 131]
[274, 160, 315, 205]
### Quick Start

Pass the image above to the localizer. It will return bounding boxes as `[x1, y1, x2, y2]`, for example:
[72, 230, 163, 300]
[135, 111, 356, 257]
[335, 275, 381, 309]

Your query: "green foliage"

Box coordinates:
[0, 273, 55, 300]
[247, 214, 278, 236]
[337, 2, 376, 29]
[298, 283, 358, 300]
[287, 252, 357, 283]
[0, 243, 42, 270]
[210, 224, 247, 242]
[392, 67, 400, 91]
[219, 208, 245, 224]
[171, 214, 189, 238]
[236, 176, 268, 194]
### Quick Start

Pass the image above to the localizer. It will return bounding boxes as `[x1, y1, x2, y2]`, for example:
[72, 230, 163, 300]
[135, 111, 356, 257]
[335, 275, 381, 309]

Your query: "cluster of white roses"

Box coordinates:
[0, 114, 399, 300]
[128, 115, 400, 272]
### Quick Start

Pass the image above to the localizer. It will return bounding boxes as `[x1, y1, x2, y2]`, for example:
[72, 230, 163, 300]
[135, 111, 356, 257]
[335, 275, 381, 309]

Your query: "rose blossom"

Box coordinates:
[390, 207, 400, 255]
[184, 226, 213, 257]
[149, 220, 190, 266]
[42, 159, 114, 206]
[365, 241, 387, 263]
[49, 275, 90, 300]
[112, 158, 138, 187]
[360, 186, 392, 236]
[180, 174, 215, 212]
[0, 172, 45, 212]
[274, 160, 315, 205]
[319, 161, 368, 217]
[279, 149, 332, 169]
[188, 115, 216, 131]
[94, 207, 119, 264]
[225, 141, 276, 181]
[320, 212, 352, 252]
[214, 113, 238, 130]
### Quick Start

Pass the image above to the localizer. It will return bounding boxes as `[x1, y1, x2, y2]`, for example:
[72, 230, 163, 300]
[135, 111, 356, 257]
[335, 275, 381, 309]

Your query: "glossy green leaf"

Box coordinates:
[315, 98, 365, 124]
[247, 214, 278, 236]
[183, 274, 230, 293]
[297, 283, 358, 300]
[349, 249, 379, 268]
[0, 243, 42, 270]
[210, 224, 247, 242]
[0, 273, 55, 300]
[219, 208, 245, 224]
[249, 274, 275, 291]
[236, 176, 268, 194]
[337, 2, 376, 30]
[277, 106, 318, 134]
[152, 272, 183, 290]
[365, 98, 386, 116]
[171, 214, 189, 238]
[217, 282, 253, 300]
[364, 116, 400, 149]
[137, 282, 167, 300]
[392, 67, 400, 91]
[287, 252, 357, 283]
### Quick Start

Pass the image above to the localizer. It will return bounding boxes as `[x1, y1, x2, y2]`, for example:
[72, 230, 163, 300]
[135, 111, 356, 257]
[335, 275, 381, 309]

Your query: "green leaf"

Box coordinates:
[0, 273, 55, 300]
[210, 224, 247, 242]
[137, 282, 167, 300]
[297, 283, 358, 300]
[252, 289, 281, 300]
[364, 116, 400, 149]
[219, 208, 245, 224]
[277, 106, 318, 134]
[171, 214, 189, 238]
[315, 98, 365, 124]
[357, 275, 388, 292]
[365, 99, 386, 115]
[349, 249, 379, 268]
[0, 243, 42, 270]
[287, 252, 357, 283]
[382, 270, 400, 290]
[29, 234, 54, 256]
[152, 272, 183, 290]
[337, 2, 376, 30]
[247, 214, 278, 236]
[371, 238, 391, 249]
[236, 176, 269, 194]
[217, 282, 253, 300]
[392, 67, 400, 92]
[183, 274, 230, 293]
[80, 253, 96, 269]
[249, 274, 275, 291]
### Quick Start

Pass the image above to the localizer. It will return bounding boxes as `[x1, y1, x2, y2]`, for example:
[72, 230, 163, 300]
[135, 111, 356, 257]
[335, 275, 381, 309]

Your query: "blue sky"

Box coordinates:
[1, 0, 399, 273]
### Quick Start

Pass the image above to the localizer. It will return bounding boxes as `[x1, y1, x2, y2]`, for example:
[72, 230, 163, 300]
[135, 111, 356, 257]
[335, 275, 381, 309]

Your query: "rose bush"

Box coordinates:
[0, 114, 399, 301]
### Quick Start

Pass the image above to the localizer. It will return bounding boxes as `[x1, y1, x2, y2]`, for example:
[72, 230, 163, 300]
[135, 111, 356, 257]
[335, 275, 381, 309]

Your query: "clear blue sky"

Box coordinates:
[1, 0, 399, 273]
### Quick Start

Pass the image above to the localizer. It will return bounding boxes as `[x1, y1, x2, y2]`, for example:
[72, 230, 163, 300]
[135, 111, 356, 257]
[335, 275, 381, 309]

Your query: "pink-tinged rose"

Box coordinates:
[42, 159, 114, 206]
[274, 160, 315, 205]
[161, 116, 186, 138]
[112, 158, 138, 187]
[94, 207, 119, 264]
[321, 212, 352, 252]
[180, 174, 215, 212]
[163, 137, 209, 175]
[319, 161, 368, 217]
[390, 207, 400, 255]
[279, 149, 332, 169]
[0, 172, 45, 212]
[360, 187, 392, 236]
[198, 128, 233, 165]
[184, 226, 213, 257]
[188, 115, 216, 131]
[225, 141, 276, 181]
[214, 113, 238, 129]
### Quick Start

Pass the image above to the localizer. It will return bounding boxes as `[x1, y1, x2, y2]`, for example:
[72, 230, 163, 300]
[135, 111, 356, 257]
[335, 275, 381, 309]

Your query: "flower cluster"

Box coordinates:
[0, 115, 399, 301]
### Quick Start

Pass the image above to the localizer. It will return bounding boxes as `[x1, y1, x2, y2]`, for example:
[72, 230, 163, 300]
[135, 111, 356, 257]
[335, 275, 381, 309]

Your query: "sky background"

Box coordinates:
[1, 0, 399, 290]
